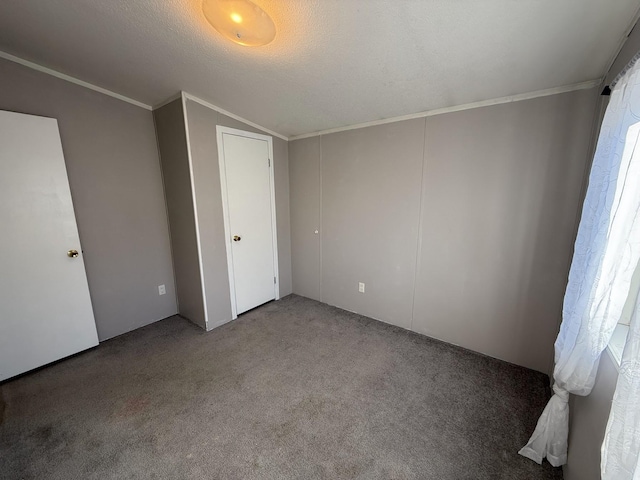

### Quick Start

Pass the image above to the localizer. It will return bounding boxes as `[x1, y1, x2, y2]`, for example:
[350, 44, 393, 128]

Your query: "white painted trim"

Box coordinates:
[605, 347, 621, 372]
[207, 316, 235, 331]
[606, 324, 629, 371]
[0, 50, 152, 110]
[1, 49, 605, 143]
[216, 125, 280, 320]
[153, 93, 183, 111]
[289, 79, 602, 140]
[217, 127, 239, 320]
[184, 92, 288, 141]
[181, 92, 210, 328]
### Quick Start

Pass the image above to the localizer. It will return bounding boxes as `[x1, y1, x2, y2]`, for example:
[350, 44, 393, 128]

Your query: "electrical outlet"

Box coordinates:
[158, 284, 166, 296]
[358, 282, 365, 293]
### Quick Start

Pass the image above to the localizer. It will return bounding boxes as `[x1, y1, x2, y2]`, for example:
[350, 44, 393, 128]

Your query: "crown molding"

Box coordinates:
[152, 93, 183, 111]
[289, 79, 602, 141]
[180, 92, 288, 141]
[0, 49, 604, 143]
[0, 50, 152, 110]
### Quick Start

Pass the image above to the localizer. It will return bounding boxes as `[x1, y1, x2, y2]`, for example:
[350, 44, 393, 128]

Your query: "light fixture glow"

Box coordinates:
[203, 0, 276, 47]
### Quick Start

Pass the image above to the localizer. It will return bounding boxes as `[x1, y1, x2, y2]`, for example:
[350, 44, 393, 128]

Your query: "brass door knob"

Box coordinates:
[67, 249, 79, 258]
[233, 235, 241, 242]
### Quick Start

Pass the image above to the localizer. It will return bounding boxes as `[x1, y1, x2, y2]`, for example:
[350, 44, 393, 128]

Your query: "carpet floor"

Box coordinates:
[0, 294, 562, 479]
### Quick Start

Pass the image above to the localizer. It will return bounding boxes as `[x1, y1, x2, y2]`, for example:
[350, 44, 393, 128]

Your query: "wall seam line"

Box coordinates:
[318, 135, 324, 302]
[410, 117, 428, 332]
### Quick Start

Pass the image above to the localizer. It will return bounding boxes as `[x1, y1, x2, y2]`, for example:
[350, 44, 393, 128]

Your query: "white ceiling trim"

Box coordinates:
[153, 92, 183, 111]
[181, 92, 288, 141]
[0, 49, 604, 143]
[0, 50, 289, 139]
[0, 50, 152, 110]
[289, 79, 602, 141]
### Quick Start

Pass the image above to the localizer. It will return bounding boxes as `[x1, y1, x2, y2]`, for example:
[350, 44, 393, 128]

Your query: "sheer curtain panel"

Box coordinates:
[519, 58, 640, 473]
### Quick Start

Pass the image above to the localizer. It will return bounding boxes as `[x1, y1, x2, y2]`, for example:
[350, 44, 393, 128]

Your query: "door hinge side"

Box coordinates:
[274, 276, 276, 284]
[268, 158, 271, 167]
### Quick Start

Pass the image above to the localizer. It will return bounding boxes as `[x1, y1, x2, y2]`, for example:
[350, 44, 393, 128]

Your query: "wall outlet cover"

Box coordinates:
[158, 284, 166, 295]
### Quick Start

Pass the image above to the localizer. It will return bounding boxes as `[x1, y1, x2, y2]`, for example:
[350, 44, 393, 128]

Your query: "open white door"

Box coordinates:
[217, 126, 279, 317]
[0, 110, 99, 381]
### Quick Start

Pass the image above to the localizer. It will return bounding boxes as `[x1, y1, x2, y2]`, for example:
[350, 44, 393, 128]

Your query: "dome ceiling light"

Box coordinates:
[202, 0, 276, 47]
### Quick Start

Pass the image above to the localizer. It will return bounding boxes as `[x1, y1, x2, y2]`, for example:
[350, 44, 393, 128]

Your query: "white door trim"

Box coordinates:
[216, 125, 280, 320]
[182, 93, 210, 328]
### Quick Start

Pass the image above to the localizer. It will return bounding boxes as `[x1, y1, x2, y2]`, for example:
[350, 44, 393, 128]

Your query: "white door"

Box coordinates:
[218, 127, 279, 316]
[0, 110, 99, 381]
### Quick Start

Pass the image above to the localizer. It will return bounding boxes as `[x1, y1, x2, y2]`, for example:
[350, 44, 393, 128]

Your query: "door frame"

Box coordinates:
[216, 125, 280, 320]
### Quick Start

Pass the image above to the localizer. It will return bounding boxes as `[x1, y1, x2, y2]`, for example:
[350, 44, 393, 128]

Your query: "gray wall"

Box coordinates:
[178, 97, 292, 327]
[154, 99, 205, 328]
[414, 91, 596, 373]
[0, 57, 178, 340]
[289, 88, 599, 373]
[564, 353, 618, 480]
[322, 120, 425, 330]
[181, 100, 232, 327]
[289, 138, 322, 301]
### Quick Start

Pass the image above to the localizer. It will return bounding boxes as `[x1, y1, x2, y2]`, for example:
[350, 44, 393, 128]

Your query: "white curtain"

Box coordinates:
[519, 59, 640, 470]
[603, 278, 640, 479]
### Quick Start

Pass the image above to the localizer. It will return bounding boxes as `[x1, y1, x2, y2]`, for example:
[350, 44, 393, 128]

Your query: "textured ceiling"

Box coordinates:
[0, 0, 639, 137]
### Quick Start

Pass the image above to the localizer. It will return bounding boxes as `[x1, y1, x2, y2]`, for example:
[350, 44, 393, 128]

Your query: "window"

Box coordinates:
[607, 262, 639, 365]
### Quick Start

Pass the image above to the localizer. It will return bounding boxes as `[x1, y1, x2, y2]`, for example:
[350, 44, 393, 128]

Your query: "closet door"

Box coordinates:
[218, 127, 279, 316]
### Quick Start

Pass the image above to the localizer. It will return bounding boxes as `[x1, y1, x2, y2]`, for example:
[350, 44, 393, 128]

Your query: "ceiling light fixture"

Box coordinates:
[203, 0, 276, 47]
